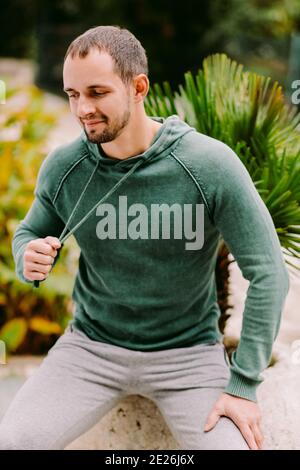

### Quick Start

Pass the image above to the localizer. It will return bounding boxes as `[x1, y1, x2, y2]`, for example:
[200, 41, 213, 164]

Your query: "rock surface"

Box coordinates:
[1, 346, 300, 449]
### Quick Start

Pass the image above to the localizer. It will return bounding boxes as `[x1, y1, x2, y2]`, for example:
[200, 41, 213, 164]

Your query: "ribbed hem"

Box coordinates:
[224, 371, 261, 402]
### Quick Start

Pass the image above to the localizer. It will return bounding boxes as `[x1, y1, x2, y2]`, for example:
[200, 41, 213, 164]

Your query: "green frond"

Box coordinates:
[144, 53, 300, 269]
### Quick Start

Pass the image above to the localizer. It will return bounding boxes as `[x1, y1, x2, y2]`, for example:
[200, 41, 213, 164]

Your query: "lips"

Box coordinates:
[85, 120, 104, 126]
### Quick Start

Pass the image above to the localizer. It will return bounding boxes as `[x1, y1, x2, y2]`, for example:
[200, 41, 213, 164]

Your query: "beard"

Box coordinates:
[83, 103, 131, 144]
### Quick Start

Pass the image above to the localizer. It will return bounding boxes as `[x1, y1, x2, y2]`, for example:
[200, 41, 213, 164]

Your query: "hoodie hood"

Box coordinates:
[81, 114, 194, 168]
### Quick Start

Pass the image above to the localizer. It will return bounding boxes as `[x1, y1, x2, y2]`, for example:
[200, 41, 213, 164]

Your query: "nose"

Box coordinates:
[76, 96, 97, 118]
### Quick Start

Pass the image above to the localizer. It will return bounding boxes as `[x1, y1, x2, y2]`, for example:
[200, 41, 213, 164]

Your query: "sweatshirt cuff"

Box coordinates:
[224, 370, 261, 402]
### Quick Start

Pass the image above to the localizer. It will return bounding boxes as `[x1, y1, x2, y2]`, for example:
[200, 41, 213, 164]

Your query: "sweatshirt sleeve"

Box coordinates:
[210, 143, 290, 402]
[12, 151, 65, 285]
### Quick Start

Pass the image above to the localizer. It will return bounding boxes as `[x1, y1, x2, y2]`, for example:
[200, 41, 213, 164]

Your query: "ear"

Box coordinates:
[133, 74, 149, 102]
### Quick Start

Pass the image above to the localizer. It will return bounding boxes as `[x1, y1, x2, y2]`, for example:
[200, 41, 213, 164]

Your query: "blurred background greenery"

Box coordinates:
[0, 85, 75, 355]
[1, 0, 300, 94]
[1, 0, 300, 357]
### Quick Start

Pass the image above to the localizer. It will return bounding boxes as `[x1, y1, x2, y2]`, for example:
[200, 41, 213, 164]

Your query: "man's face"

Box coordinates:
[63, 48, 132, 144]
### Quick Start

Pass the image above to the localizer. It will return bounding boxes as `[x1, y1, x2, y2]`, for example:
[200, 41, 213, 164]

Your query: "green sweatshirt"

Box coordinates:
[12, 115, 289, 402]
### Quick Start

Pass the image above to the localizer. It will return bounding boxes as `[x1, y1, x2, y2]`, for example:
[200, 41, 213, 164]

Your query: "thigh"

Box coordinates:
[150, 343, 249, 450]
[0, 325, 127, 450]
[154, 387, 249, 450]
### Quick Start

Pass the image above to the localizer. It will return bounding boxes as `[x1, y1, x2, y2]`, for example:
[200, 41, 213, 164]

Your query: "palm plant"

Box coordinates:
[145, 53, 300, 334]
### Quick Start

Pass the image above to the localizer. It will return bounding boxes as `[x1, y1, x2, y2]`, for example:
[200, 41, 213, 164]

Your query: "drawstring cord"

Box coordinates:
[58, 158, 101, 243]
[33, 157, 144, 288]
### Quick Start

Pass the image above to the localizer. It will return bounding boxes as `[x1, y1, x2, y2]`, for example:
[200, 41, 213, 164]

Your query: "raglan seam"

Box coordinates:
[170, 150, 213, 222]
[168, 130, 191, 154]
[52, 153, 89, 204]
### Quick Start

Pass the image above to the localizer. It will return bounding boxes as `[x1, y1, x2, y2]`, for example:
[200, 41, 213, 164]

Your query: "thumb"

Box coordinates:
[44, 236, 61, 250]
[204, 409, 220, 432]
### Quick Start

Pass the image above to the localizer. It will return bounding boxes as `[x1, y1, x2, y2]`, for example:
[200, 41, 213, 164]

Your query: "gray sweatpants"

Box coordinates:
[0, 323, 249, 450]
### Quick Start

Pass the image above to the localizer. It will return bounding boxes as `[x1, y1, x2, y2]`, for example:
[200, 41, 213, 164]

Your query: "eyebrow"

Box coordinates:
[63, 84, 112, 92]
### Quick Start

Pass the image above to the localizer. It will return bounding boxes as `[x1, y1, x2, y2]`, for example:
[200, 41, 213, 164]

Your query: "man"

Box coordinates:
[0, 25, 289, 450]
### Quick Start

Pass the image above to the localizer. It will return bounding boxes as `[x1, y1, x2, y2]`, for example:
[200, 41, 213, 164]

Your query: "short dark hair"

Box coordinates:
[64, 25, 148, 86]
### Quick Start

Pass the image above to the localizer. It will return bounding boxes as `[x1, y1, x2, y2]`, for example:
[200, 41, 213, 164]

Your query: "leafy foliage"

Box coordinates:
[0, 85, 75, 355]
[145, 53, 300, 271]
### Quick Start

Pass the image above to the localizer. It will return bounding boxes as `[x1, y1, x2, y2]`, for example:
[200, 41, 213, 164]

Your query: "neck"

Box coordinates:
[100, 111, 163, 160]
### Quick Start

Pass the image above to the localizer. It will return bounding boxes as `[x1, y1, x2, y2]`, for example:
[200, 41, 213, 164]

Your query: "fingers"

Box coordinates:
[44, 236, 61, 250]
[32, 238, 60, 257]
[207, 394, 263, 450]
[24, 271, 48, 282]
[250, 421, 264, 450]
[204, 412, 263, 450]
[204, 409, 220, 432]
[23, 237, 61, 282]
[24, 245, 56, 267]
[236, 416, 264, 450]
[27, 238, 59, 258]
[237, 423, 259, 450]
[204, 411, 263, 450]
[26, 262, 53, 275]
[23, 259, 53, 281]
[27, 252, 55, 266]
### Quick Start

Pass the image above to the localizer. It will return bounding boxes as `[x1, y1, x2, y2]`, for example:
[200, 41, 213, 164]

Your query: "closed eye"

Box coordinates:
[65, 91, 108, 98]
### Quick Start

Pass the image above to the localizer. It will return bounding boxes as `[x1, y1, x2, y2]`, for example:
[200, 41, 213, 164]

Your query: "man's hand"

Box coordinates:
[204, 392, 263, 450]
[23, 236, 61, 282]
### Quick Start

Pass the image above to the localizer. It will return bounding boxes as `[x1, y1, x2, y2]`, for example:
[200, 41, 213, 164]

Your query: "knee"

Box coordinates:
[0, 427, 18, 450]
[198, 417, 250, 450]
[0, 425, 53, 450]
[177, 417, 250, 450]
